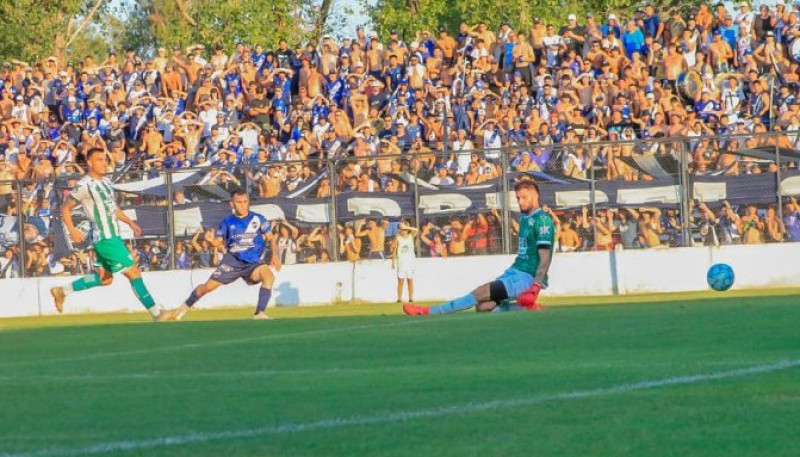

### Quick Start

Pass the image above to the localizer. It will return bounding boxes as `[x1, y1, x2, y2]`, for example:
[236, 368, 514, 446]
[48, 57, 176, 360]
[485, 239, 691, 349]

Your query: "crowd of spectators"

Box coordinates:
[4, 1, 800, 277]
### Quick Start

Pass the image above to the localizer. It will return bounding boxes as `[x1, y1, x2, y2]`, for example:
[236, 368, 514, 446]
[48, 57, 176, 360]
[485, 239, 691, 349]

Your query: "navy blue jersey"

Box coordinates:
[216, 212, 272, 264]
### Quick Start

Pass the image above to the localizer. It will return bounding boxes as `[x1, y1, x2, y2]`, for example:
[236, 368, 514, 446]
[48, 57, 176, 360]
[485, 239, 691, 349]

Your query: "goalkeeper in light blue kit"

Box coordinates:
[403, 179, 555, 315]
[165, 189, 281, 320]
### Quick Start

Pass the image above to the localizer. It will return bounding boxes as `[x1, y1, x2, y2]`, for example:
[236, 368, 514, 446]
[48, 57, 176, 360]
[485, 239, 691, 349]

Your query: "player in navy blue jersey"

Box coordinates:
[166, 190, 281, 320]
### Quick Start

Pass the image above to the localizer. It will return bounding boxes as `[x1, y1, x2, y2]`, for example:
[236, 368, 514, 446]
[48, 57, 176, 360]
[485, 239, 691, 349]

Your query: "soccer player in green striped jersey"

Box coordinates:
[403, 179, 555, 315]
[50, 148, 172, 321]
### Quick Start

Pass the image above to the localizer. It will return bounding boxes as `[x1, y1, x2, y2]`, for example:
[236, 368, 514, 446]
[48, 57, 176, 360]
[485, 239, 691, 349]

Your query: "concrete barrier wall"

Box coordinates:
[1, 244, 798, 317]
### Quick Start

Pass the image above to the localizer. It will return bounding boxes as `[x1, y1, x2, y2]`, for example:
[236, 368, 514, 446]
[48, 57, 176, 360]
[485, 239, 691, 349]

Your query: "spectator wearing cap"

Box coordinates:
[10, 95, 30, 124]
[709, 29, 735, 72]
[560, 14, 586, 56]
[601, 13, 622, 39]
[753, 31, 782, 69]
[221, 95, 242, 125]
[490, 19, 510, 45]
[735, 1, 754, 35]
[61, 96, 82, 125]
[326, 68, 347, 108]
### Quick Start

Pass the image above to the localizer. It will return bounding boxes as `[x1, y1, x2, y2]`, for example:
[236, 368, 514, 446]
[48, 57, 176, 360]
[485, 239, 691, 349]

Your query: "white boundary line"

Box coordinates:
[0, 318, 438, 369]
[2, 358, 798, 457]
[0, 360, 753, 384]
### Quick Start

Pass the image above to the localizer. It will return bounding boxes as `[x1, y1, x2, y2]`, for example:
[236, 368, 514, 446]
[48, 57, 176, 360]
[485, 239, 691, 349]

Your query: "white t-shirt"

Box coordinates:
[396, 233, 416, 273]
[542, 35, 564, 67]
[452, 139, 474, 173]
[483, 129, 502, 159]
[734, 11, 754, 34]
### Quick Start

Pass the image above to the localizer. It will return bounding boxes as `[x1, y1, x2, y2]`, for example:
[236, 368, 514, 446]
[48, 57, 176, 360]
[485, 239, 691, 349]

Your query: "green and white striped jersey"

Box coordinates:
[70, 176, 119, 243]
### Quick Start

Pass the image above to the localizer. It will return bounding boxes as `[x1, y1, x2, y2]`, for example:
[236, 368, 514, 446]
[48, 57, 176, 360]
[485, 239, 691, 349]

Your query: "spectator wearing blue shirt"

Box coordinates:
[621, 21, 646, 60]
[326, 69, 347, 107]
[694, 90, 722, 122]
[601, 14, 622, 38]
[311, 97, 330, 125]
[252, 45, 268, 70]
[62, 97, 83, 124]
[82, 98, 102, 124]
[383, 55, 404, 91]
[224, 69, 243, 97]
[642, 4, 663, 40]
[719, 15, 739, 52]
[784, 197, 800, 241]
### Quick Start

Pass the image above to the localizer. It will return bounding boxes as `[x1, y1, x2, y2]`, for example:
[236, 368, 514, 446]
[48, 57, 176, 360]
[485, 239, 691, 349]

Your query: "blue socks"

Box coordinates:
[185, 288, 202, 307]
[256, 288, 272, 314]
[430, 293, 478, 315]
[185, 286, 272, 313]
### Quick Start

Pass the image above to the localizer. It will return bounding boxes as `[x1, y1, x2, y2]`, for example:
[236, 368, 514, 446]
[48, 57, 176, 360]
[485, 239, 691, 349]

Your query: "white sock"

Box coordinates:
[62, 283, 74, 295]
[148, 305, 163, 317]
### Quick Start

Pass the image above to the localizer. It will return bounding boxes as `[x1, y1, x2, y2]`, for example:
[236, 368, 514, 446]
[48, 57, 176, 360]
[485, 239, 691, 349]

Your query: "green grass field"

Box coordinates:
[1, 292, 799, 457]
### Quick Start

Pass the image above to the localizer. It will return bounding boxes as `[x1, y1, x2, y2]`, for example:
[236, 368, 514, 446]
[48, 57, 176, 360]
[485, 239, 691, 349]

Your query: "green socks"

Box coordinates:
[67, 273, 102, 293]
[65, 273, 159, 317]
[130, 277, 156, 309]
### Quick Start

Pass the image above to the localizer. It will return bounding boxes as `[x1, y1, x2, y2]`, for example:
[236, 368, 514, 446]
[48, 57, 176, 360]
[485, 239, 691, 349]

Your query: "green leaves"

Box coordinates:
[362, 0, 701, 42]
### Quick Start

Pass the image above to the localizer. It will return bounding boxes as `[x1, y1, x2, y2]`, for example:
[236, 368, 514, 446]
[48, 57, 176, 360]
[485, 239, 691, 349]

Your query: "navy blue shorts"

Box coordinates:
[210, 254, 262, 285]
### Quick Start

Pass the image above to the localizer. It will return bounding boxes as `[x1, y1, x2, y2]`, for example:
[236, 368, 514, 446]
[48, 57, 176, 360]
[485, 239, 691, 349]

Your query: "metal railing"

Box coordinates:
[1, 131, 797, 278]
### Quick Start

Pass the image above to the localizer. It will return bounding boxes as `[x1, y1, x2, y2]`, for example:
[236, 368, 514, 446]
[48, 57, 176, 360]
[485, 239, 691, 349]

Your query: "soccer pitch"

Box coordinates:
[2, 292, 799, 457]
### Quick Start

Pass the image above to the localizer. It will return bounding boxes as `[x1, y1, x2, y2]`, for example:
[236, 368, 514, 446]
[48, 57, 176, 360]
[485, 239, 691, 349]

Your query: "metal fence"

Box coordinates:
[0, 131, 796, 279]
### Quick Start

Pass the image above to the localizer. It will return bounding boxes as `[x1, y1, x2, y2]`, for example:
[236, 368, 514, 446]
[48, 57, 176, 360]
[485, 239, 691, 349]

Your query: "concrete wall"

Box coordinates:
[1, 244, 797, 318]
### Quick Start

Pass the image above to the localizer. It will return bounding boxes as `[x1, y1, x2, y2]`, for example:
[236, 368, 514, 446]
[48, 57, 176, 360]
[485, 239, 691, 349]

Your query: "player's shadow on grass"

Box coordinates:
[274, 282, 300, 307]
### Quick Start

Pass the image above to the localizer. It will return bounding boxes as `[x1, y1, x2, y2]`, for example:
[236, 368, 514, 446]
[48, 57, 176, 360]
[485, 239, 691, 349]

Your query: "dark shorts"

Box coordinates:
[210, 254, 262, 285]
[368, 251, 385, 260]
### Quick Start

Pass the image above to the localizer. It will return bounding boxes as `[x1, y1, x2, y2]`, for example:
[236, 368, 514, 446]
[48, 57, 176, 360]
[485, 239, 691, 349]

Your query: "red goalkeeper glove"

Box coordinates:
[518, 282, 542, 310]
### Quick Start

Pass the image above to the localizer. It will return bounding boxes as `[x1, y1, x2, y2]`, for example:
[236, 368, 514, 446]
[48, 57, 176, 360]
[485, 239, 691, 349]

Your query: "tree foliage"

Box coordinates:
[0, 0, 341, 62]
[362, 0, 700, 42]
[0, 0, 108, 62]
[127, 0, 329, 55]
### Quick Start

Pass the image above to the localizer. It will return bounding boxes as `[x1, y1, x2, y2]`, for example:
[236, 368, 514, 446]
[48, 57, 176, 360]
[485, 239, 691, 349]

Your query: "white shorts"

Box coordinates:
[396, 262, 415, 279]
[496, 267, 534, 299]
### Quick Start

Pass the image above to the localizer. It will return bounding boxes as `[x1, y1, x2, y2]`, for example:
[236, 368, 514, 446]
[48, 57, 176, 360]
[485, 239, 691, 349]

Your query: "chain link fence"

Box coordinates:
[3, 132, 799, 278]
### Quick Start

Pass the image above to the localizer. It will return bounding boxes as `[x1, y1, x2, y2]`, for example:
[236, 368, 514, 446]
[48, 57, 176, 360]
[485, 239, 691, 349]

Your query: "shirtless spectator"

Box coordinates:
[356, 218, 389, 259]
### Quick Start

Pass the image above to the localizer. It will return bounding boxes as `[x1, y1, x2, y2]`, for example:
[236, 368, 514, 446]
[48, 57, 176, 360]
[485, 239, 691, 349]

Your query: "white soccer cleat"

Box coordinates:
[253, 312, 274, 321]
[171, 305, 191, 321]
[153, 306, 181, 322]
[153, 305, 190, 322]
